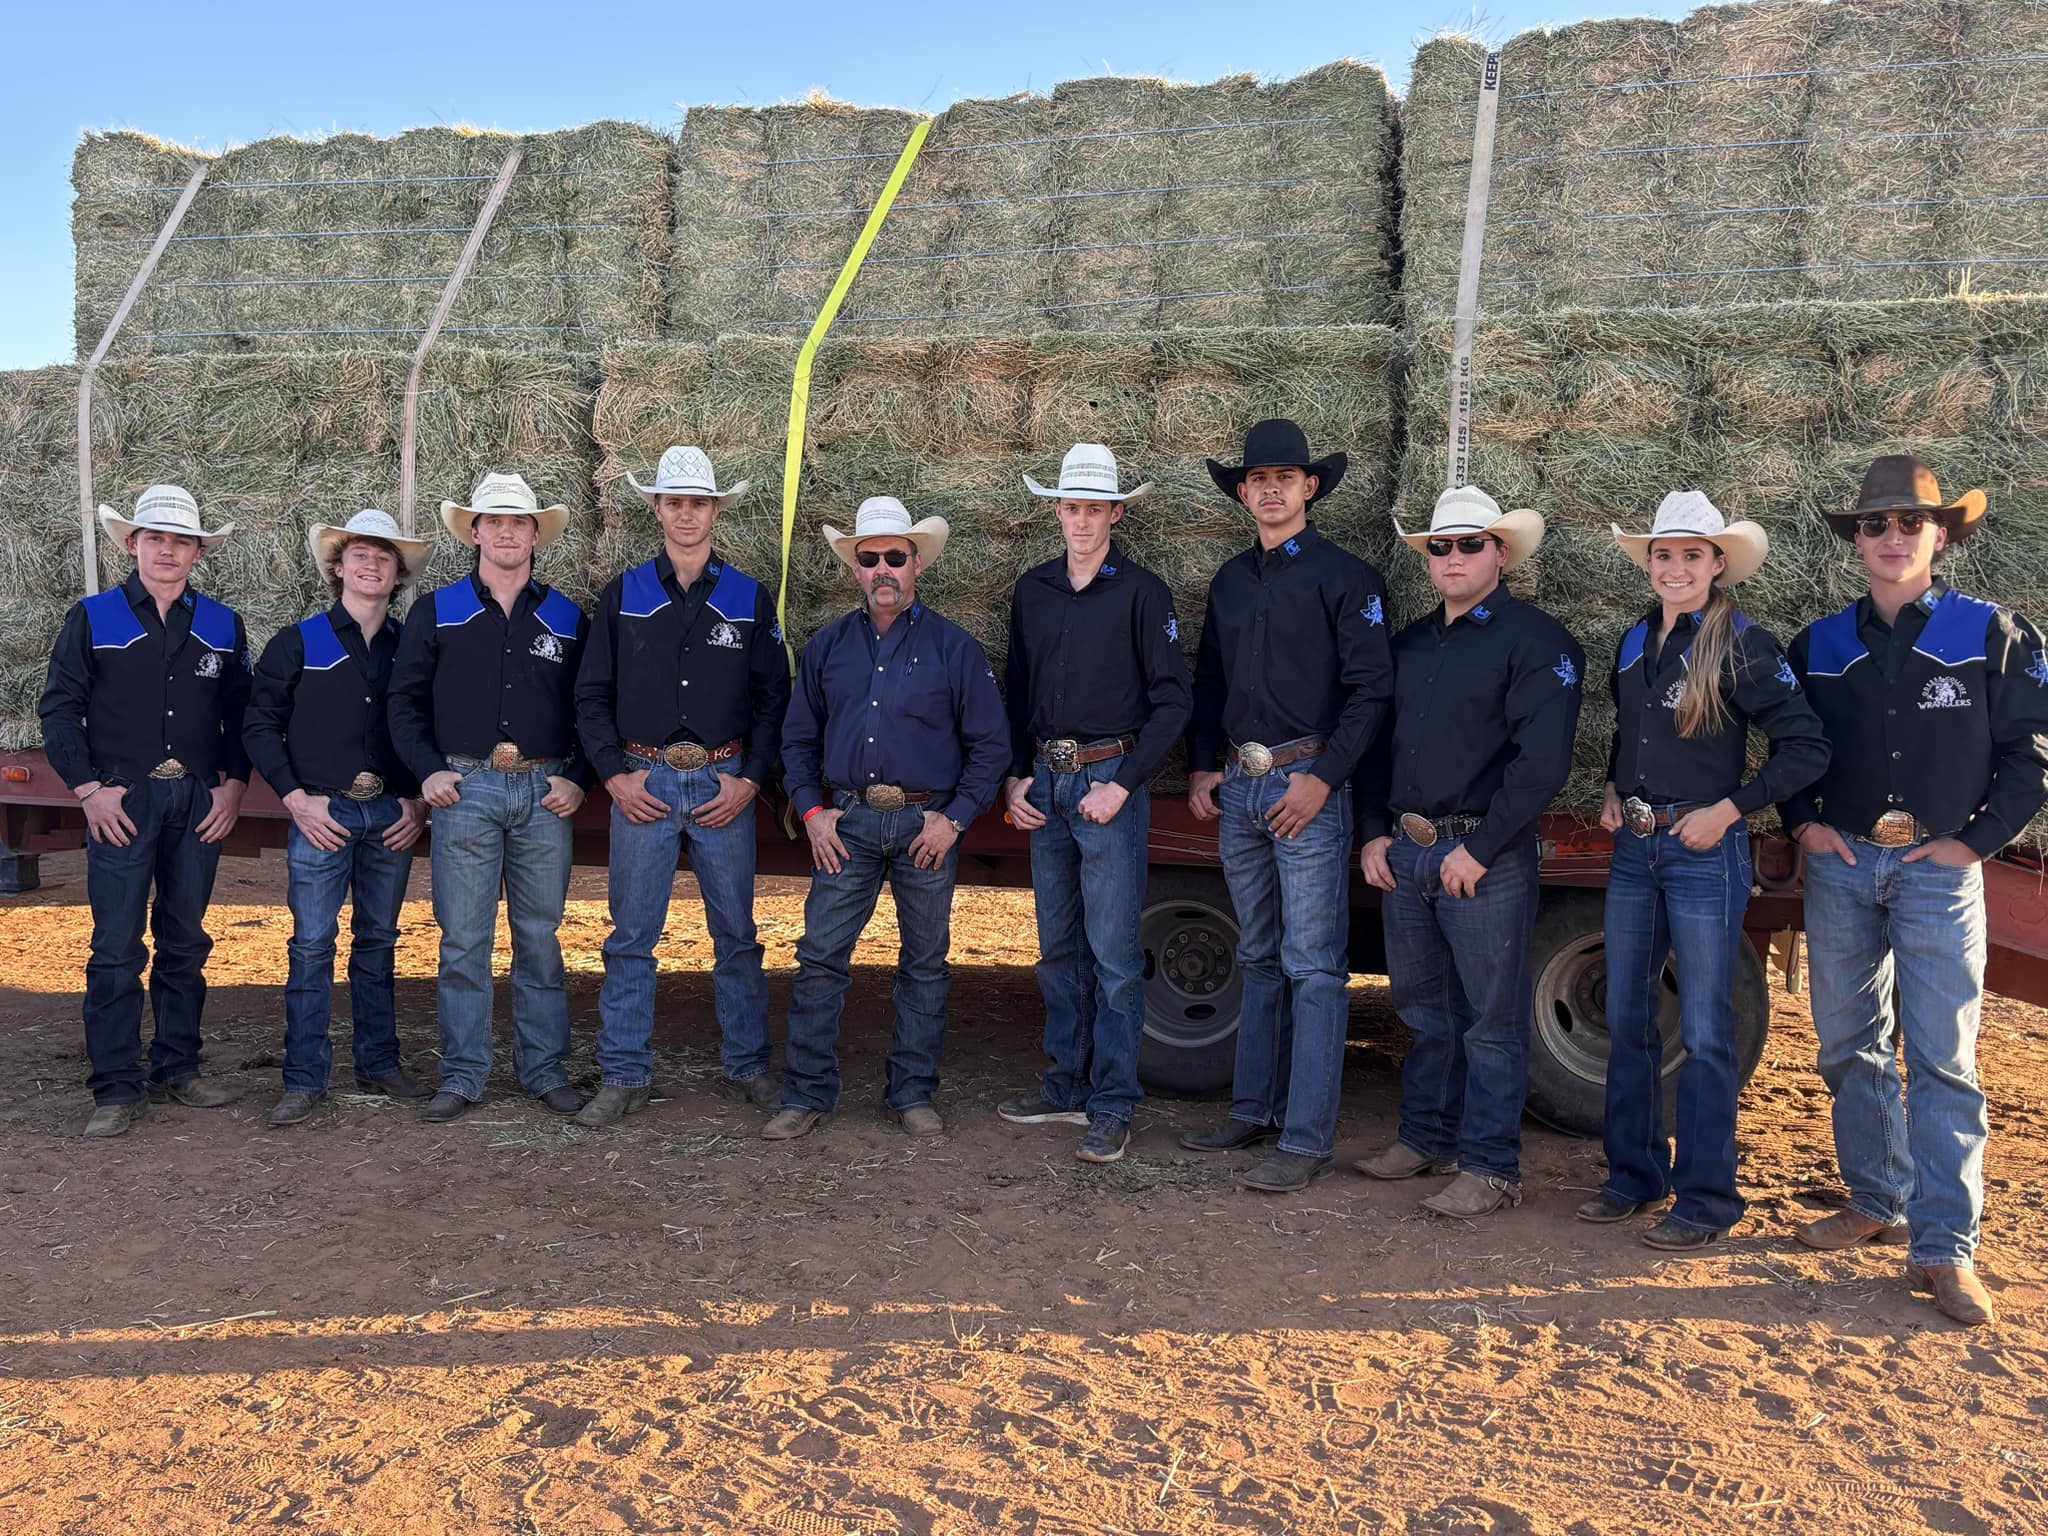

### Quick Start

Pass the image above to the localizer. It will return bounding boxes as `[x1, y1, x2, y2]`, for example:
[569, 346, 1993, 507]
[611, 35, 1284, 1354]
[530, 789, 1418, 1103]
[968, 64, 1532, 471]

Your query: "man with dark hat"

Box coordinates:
[997, 444, 1191, 1165]
[245, 509, 434, 1127]
[39, 486, 252, 1138]
[574, 447, 790, 1127]
[1355, 486, 1584, 1218]
[1180, 420, 1394, 1192]
[388, 472, 591, 1124]
[1780, 455, 2048, 1327]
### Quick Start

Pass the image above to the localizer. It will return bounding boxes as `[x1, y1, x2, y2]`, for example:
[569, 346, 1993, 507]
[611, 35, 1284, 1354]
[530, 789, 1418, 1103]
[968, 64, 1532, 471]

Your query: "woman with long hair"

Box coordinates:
[1580, 491, 1828, 1249]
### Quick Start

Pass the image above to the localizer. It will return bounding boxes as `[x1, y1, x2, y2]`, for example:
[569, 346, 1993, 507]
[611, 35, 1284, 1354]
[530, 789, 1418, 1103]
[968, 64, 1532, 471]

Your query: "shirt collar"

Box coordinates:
[470, 567, 541, 603]
[1050, 545, 1124, 592]
[1914, 580, 1950, 616]
[1452, 584, 1510, 627]
[656, 547, 723, 592]
[1254, 521, 1320, 568]
[123, 570, 192, 612]
[327, 601, 361, 637]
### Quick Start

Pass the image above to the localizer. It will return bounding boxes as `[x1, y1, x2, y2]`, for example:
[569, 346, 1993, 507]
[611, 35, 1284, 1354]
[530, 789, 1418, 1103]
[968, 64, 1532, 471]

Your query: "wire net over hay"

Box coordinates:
[1399, 294, 2048, 815]
[670, 62, 1396, 339]
[72, 124, 671, 357]
[1401, 0, 2048, 317]
[0, 351, 596, 749]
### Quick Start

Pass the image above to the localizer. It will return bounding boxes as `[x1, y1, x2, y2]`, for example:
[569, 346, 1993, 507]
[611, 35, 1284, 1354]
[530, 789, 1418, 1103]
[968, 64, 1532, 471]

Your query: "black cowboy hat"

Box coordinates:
[1825, 455, 1986, 542]
[1205, 419, 1347, 505]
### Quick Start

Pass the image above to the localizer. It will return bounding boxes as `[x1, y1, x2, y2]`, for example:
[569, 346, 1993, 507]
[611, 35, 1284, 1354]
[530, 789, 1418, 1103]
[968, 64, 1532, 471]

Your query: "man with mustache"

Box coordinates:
[765, 497, 1009, 1142]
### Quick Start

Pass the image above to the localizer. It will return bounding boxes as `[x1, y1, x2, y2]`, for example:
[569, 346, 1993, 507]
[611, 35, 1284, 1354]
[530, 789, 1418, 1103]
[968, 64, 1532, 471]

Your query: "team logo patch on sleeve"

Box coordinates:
[529, 633, 566, 663]
[195, 651, 223, 679]
[1919, 676, 1970, 709]
[708, 621, 743, 650]
[1163, 615, 1180, 643]
[1775, 656, 1800, 689]
[1361, 595, 1384, 627]
[1553, 654, 1578, 687]
[2029, 650, 2048, 688]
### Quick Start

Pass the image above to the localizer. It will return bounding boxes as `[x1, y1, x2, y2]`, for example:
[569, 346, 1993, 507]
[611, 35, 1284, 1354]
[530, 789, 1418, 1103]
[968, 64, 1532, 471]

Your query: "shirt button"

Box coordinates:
[681, 680, 689, 687]
[872, 700, 878, 706]
[1891, 751, 1902, 759]
[868, 737, 875, 743]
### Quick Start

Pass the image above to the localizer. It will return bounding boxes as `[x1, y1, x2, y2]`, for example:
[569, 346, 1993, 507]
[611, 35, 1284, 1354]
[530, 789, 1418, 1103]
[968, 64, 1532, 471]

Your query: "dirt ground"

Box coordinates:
[0, 850, 2043, 1536]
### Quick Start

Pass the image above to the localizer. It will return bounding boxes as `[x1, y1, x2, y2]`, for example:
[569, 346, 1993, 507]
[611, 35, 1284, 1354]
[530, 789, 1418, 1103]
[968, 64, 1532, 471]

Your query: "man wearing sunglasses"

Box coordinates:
[1354, 487, 1582, 1219]
[768, 497, 1009, 1142]
[1780, 456, 2048, 1326]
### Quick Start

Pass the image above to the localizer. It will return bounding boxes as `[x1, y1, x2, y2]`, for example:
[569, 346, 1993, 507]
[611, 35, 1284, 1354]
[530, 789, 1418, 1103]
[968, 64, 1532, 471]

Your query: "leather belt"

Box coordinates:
[148, 758, 189, 781]
[1622, 796, 1704, 838]
[624, 738, 742, 773]
[309, 772, 387, 801]
[1397, 811, 1483, 848]
[830, 783, 936, 813]
[1857, 810, 1934, 848]
[1226, 735, 1327, 778]
[1036, 734, 1136, 773]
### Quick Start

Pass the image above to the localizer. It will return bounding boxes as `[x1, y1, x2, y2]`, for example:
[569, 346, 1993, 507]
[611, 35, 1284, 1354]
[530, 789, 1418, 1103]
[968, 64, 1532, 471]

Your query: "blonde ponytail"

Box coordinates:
[1673, 587, 1740, 739]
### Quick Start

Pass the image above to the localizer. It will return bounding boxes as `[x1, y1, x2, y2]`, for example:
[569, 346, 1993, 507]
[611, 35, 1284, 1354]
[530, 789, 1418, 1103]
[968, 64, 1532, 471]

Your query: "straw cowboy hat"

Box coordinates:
[1024, 443, 1152, 503]
[440, 472, 569, 552]
[306, 508, 432, 584]
[626, 445, 750, 506]
[1611, 490, 1768, 585]
[1206, 419, 1347, 506]
[1824, 454, 1986, 542]
[97, 484, 234, 549]
[1395, 485, 1545, 572]
[822, 496, 950, 570]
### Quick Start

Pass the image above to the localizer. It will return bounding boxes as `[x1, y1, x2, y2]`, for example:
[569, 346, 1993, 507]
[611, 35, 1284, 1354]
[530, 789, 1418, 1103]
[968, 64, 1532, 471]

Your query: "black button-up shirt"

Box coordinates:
[783, 601, 1010, 825]
[1356, 586, 1585, 867]
[574, 550, 790, 785]
[1188, 522, 1393, 786]
[1780, 582, 2048, 856]
[387, 570, 590, 785]
[1003, 545, 1192, 790]
[39, 573, 252, 789]
[1605, 604, 1828, 814]
[243, 603, 414, 799]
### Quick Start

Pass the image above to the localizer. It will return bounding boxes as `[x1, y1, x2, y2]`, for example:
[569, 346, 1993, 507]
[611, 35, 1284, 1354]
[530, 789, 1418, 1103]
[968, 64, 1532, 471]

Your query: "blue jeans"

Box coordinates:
[1803, 844, 1987, 1268]
[781, 796, 958, 1115]
[1382, 833, 1540, 1183]
[595, 755, 770, 1088]
[1027, 761, 1149, 1125]
[282, 794, 414, 1094]
[1601, 821, 1754, 1233]
[1215, 757, 1354, 1160]
[82, 776, 223, 1105]
[429, 761, 575, 1101]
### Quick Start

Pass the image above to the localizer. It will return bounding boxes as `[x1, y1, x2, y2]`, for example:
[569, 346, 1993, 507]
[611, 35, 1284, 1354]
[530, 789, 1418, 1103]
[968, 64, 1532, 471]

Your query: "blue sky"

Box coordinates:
[1, 0, 1699, 371]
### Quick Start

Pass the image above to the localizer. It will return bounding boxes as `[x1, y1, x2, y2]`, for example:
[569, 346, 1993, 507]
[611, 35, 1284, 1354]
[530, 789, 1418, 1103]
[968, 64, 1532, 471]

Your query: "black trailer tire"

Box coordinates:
[1524, 888, 1770, 1138]
[1137, 866, 1242, 1101]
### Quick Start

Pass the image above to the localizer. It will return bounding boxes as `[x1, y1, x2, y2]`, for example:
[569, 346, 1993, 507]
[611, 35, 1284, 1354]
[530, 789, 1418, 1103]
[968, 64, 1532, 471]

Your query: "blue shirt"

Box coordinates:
[783, 601, 1010, 825]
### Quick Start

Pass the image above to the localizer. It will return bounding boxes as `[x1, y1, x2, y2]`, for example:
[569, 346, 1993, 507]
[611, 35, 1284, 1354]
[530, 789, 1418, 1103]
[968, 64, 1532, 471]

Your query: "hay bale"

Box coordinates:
[73, 123, 670, 357]
[1399, 0, 2048, 318]
[1398, 293, 2048, 818]
[669, 62, 1395, 339]
[0, 349, 598, 749]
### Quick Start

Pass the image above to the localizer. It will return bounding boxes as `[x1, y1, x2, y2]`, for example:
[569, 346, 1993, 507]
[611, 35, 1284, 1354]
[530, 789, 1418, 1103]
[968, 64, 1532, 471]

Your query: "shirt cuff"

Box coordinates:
[1356, 811, 1390, 844]
[592, 744, 629, 781]
[1959, 817, 2012, 860]
[1463, 826, 1507, 869]
[1187, 740, 1223, 773]
[738, 752, 772, 788]
[1730, 779, 1771, 817]
[791, 784, 825, 817]
[266, 768, 302, 799]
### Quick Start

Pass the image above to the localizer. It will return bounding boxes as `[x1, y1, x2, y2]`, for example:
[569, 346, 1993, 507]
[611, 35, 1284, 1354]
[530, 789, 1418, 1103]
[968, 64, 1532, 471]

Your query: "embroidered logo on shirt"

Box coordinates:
[770, 620, 784, 643]
[1661, 679, 1686, 710]
[1919, 675, 1971, 710]
[708, 620, 743, 650]
[1283, 538, 1301, 557]
[1469, 604, 1490, 623]
[194, 651, 222, 679]
[1102, 564, 1118, 576]
[529, 633, 566, 664]
[1776, 656, 1799, 690]
[1163, 615, 1180, 643]
[1553, 654, 1578, 687]
[1361, 595, 1385, 627]
[2029, 649, 2048, 688]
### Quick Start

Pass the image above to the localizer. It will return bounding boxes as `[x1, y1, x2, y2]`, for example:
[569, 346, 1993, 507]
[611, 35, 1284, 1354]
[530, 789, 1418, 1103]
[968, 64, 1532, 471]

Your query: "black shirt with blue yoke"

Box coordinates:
[39, 572, 252, 790]
[1779, 582, 2048, 855]
[573, 550, 790, 786]
[782, 600, 1010, 826]
[1605, 604, 1828, 814]
[387, 569, 590, 786]
[243, 603, 416, 800]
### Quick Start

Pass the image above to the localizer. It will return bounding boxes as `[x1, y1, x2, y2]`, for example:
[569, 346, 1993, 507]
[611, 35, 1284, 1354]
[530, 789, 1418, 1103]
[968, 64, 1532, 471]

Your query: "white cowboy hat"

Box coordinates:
[440, 471, 570, 552]
[1395, 485, 1545, 571]
[306, 508, 433, 584]
[822, 496, 950, 570]
[97, 484, 234, 549]
[1612, 490, 1768, 586]
[626, 445, 750, 506]
[1023, 442, 1153, 503]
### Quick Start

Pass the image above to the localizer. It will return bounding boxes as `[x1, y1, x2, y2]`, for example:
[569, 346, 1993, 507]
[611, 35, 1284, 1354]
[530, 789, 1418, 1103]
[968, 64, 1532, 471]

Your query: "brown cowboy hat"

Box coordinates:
[1825, 455, 1986, 542]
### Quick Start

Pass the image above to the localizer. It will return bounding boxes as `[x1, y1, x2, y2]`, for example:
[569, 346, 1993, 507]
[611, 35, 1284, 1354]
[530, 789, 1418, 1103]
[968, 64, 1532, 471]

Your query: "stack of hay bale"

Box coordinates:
[1396, 0, 2048, 816]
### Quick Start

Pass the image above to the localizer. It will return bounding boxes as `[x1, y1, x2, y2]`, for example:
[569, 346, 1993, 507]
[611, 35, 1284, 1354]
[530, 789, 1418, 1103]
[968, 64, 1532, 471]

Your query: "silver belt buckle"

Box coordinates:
[1042, 738, 1081, 774]
[149, 758, 188, 781]
[1235, 742, 1275, 777]
[346, 771, 385, 801]
[666, 742, 711, 772]
[865, 783, 908, 813]
[1622, 796, 1656, 838]
[1397, 812, 1439, 848]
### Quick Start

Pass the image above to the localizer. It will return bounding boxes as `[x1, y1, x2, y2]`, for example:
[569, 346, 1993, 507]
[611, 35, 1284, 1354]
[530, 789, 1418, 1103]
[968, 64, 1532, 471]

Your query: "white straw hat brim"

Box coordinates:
[821, 517, 950, 569]
[1610, 520, 1769, 586]
[97, 505, 234, 549]
[625, 473, 750, 505]
[440, 499, 571, 552]
[1394, 507, 1545, 571]
[307, 522, 433, 582]
[1022, 474, 1152, 502]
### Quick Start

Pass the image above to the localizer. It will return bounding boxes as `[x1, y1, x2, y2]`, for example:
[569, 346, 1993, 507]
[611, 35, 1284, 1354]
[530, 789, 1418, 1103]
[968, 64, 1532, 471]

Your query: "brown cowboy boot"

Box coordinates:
[1797, 1210, 1908, 1250]
[1908, 1264, 1996, 1326]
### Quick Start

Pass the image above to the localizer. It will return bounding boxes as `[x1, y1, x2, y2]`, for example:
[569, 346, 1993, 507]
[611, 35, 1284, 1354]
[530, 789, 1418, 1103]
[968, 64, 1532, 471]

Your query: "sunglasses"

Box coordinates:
[1425, 535, 1498, 557]
[1855, 512, 1933, 539]
[856, 548, 911, 569]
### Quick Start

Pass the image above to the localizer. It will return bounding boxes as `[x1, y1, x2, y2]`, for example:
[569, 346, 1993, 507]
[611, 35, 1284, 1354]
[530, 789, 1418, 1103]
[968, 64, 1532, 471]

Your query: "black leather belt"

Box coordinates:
[1396, 811, 1482, 848]
[1036, 734, 1136, 773]
[1226, 735, 1327, 777]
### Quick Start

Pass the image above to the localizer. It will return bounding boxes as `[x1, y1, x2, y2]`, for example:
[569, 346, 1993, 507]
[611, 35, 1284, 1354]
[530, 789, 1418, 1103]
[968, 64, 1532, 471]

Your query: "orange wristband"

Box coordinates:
[802, 805, 826, 823]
